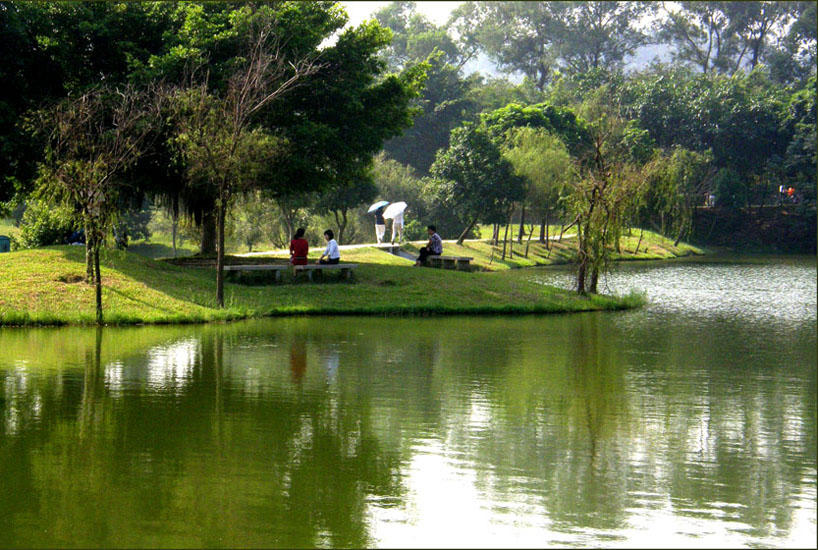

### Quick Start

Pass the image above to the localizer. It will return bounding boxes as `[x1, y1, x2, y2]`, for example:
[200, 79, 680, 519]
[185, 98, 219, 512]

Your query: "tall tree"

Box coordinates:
[452, 1, 653, 91]
[722, 1, 798, 72]
[313, 177, 378, 245]
[657, 1, 735, 74]
[375, 2, 478, 175]
[0, 2, 173, 203]
[430, 124, 525, 244]
[171, 16, 320, 307]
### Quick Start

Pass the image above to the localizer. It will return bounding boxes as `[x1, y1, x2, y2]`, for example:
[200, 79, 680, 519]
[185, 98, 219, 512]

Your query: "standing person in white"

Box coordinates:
[391, 209, 404, 244]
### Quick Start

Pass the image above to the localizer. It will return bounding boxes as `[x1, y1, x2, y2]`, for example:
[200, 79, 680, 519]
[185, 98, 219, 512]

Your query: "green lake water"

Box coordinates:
[0, 255, 815, 548]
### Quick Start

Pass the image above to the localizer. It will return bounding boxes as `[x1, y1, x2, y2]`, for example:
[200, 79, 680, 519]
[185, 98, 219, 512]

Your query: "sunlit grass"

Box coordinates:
[0, 242, 644, 326]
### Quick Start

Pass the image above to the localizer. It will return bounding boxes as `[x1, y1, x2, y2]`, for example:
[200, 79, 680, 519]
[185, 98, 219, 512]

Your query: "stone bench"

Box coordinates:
[223, 264, 288, 282]
[426, 255, 473, 271]
[294, 263, 359, 281]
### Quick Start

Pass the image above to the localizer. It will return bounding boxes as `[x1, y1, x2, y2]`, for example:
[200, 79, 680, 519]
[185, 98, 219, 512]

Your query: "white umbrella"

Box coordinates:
[383, 201, 407, 219]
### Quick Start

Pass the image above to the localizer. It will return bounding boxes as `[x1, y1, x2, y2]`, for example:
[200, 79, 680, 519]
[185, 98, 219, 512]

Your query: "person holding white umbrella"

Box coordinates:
[383, 201, 407, 244]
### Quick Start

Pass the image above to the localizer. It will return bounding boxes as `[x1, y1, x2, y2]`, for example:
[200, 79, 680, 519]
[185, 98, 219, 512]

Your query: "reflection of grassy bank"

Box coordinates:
[0, 245, 645, 326]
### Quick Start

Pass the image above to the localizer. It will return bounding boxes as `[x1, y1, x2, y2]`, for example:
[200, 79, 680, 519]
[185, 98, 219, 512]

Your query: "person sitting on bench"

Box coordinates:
[289, 227, 309, 265]
[317, 229, 341, 265]
[415, 225, 442, 266]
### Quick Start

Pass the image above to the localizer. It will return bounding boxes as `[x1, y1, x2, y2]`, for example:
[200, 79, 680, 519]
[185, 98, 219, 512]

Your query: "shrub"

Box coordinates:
[713, 168, 747, 209]
[17, 199, 78, 248]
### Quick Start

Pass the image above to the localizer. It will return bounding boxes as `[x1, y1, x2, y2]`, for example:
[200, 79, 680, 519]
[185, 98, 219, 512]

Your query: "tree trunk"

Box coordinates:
[576, 224, 587, 294]
[85, 230, 94, 283]
[216, 200, 226, 308]
[544, 211, 550, 249]
[456, 219, 476, 245]
[492, 224, 499, 246]
[94, 247, 102, 324]
[525, 224, 534, 257]
[333, 209, 348, 245]
[171, 197, 179, 258]
[539, 216, 546, 244]
[673, 223, 685, 247]
[507, 213, 514, 258]
[635, 226, 644, 253]
[171, 219, 178, 257]
[517, 205, 525, 244]
[589, 265, 599, 294]
[501, 222, 509, 260]
[200, 210, 217, 255]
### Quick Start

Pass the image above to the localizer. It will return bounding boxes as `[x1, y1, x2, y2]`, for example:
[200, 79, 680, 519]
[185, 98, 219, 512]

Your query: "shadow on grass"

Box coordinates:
[129, 242, 195, 260]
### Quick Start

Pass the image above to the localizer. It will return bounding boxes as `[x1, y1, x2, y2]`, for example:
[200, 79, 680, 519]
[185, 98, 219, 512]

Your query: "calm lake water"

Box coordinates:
[0, 255, 815, 548]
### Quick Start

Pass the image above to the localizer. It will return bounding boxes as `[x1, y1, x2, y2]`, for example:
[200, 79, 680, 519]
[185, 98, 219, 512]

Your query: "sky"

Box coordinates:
[336, 1, 671, 78]
[340, 1, 462, 27]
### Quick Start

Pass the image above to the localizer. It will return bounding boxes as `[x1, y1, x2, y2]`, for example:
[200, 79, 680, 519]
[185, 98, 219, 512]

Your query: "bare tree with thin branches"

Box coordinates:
[171, 16, 322, 307]
[37, 85, 161, 323]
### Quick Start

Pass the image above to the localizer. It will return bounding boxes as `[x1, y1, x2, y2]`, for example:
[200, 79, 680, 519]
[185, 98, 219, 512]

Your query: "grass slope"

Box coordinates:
[0, 244, 643, 326]
[399, 229, 703, 271]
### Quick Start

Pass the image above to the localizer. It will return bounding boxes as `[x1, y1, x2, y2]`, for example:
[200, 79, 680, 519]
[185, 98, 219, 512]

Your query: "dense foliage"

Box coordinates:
[1, 0, 815, 301]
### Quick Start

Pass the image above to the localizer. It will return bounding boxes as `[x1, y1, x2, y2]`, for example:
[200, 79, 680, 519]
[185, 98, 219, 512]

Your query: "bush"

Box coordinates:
[713, 168, 747, 209]
[402, 219, 427, 241]
[17, 200, 78, 249]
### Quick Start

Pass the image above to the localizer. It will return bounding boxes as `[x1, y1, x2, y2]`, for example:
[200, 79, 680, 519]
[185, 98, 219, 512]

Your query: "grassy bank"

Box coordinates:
[0, 242, 648, 326]
[407, 229, 703, 272]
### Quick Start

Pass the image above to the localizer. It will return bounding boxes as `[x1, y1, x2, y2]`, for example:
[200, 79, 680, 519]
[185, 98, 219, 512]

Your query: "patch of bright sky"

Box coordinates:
[341, 1, 462, 27]
[335, 1, 673, 78]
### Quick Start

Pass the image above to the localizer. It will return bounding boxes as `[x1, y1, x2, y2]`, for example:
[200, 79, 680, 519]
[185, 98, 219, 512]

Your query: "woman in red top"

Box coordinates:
[289, 228, 309, 265]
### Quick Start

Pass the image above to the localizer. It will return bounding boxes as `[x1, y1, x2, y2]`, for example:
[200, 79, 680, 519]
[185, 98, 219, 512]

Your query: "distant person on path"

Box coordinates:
[374, 206, 386, 244]
[289, 227, 309, 265]
[391, 208, 404, 244]
[318, 229, 340, 264]
[415, 225, 442, 266]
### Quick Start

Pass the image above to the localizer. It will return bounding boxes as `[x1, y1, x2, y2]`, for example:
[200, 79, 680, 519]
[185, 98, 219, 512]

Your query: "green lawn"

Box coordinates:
[0, 244, 645, 326]
[399, 228, 703, 272]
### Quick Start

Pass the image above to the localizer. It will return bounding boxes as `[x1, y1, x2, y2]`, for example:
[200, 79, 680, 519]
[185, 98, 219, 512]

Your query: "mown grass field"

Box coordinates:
[0, 238, 658, 326]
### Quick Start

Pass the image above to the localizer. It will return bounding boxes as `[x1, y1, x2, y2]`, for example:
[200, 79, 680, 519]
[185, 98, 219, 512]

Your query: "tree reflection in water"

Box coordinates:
[0, 298, 814, 547]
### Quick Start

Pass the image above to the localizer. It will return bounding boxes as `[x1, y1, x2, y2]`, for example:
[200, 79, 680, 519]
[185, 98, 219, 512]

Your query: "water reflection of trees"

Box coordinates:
[0, 323, 406, 547]
[0, 314, 814, 545]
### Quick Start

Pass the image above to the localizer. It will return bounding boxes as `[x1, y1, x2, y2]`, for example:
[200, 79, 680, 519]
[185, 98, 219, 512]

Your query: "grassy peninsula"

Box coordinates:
[0, 231, 700, 326]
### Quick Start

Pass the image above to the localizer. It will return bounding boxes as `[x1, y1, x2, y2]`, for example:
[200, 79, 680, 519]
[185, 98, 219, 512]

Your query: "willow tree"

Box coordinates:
[501, 126, 573, 249]
[568, 98, 654, 294]
[171, 18, 320, 307]
[36, 86, 159, 323]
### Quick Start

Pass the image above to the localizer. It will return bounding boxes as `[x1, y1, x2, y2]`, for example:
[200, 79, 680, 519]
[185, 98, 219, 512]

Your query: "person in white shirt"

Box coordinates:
[390, 209, 404, 244]
[318, 229, 341, 264]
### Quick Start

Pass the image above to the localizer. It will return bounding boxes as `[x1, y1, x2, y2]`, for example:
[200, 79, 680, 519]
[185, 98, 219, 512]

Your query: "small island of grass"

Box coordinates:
[0, 230, 701, 326]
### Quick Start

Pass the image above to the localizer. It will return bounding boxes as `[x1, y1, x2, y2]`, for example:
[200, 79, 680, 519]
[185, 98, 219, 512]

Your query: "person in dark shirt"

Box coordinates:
[289, 228, 309, 265]
[374, 206, 386, 243]
[415, 225, 443, 266]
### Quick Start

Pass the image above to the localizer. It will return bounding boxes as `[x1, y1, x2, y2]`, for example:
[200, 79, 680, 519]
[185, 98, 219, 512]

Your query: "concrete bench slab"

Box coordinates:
[294, 264, 359, 281]
[224, 264, 288, 282]
[427, 255, 473, 271]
